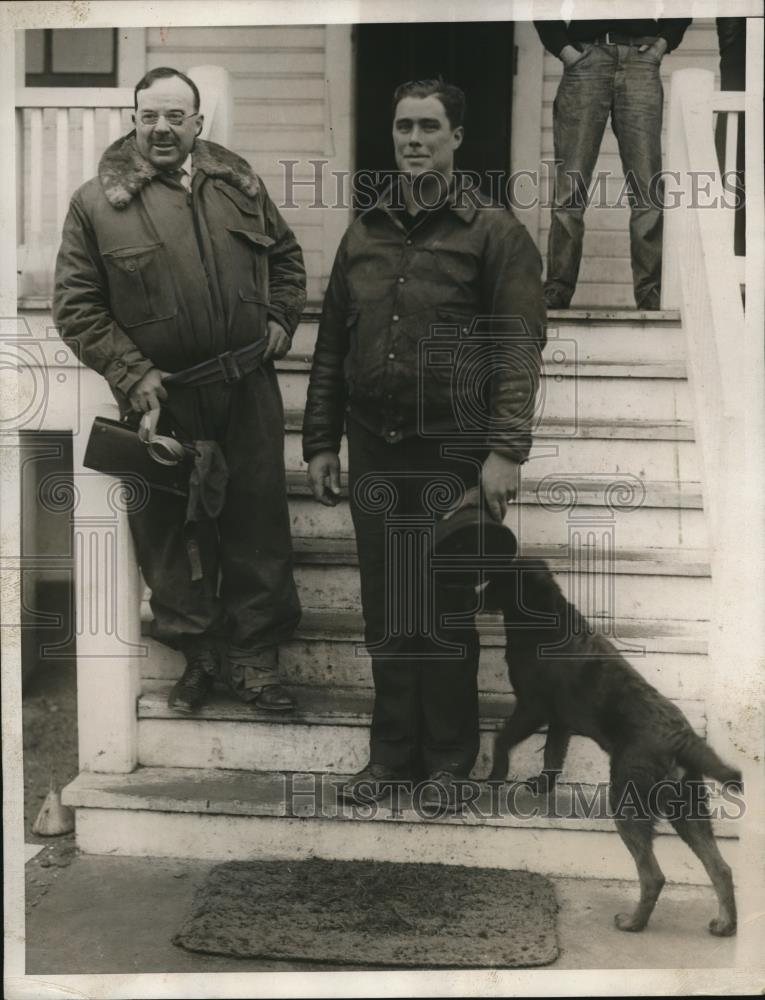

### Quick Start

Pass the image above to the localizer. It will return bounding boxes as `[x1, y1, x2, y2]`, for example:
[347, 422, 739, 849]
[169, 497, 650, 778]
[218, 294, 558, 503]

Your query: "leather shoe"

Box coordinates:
[253, 684, 296, 712]
[167, 652, 216, 714]
[340, 763, 404, 804]
[418, 769, 469, 814]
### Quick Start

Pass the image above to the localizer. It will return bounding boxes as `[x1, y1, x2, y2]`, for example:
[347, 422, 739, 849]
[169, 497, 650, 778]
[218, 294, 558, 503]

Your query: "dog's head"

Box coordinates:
[477, 559, 560, 618]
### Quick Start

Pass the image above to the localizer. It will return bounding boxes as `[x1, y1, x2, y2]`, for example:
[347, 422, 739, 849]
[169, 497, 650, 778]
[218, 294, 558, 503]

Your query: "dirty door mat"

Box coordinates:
[173, 858, 559, 967]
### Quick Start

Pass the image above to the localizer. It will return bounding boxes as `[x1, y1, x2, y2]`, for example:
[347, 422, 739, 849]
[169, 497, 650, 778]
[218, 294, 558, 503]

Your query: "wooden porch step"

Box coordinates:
[138, 680, 707, 735]
[284, 411, 695, 442]
[139, 599, 712, 698]
[135, 682, 707, 785]
[291, 538, 711, 576]
[62, 765, 738, 884]
[284, 472, 704, 509]
[277, 356, 688, 380]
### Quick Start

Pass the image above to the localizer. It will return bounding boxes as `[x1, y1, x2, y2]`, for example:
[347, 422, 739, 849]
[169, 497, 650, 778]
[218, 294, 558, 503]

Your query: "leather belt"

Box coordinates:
[163, 337, 269, 388]
[590, 33, 660, 47]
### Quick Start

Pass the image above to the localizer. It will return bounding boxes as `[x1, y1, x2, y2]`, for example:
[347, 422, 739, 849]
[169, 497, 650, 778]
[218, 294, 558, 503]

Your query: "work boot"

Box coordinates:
[339, 763, 404, 805]
[418, 769, 467, 815]
[167, 650, 217, 715]
[253, 684, 296, 712]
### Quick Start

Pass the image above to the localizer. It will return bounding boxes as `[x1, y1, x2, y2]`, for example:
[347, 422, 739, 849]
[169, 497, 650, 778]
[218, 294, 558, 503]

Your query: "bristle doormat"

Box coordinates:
[173, 858, 559, 968]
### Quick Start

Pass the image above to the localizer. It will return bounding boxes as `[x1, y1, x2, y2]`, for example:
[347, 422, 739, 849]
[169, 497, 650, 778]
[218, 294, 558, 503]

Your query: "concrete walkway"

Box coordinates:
[25, 853, 736, 974]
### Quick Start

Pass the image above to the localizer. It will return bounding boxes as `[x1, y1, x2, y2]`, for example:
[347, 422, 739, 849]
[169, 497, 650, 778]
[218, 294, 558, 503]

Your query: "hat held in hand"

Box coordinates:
[434, 485, 518, 561]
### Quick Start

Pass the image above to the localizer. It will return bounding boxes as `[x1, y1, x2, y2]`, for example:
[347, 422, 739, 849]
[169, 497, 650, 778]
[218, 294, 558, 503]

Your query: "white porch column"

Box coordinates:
[71, 391, 143, 773]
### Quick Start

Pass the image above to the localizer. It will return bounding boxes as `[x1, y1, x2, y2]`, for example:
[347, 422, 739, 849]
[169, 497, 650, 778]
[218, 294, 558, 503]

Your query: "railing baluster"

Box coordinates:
[15, 107, 24, 246]
[107, 107, 121, 144]
[29, 107, 43, 237]
[724, 110, 739, 180]
[56, 108, 70, 234]
[81, 107, 95, 183]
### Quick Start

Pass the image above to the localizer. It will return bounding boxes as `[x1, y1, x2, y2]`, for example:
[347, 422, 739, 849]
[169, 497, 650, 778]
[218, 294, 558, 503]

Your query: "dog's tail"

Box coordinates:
[677, 734, 742, 790]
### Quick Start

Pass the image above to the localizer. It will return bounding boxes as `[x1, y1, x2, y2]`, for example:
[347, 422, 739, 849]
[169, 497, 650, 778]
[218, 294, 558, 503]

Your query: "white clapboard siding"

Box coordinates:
[539, 18, 721, 307]
[145, 24, 343, 304]
[21, 106, 134, 241]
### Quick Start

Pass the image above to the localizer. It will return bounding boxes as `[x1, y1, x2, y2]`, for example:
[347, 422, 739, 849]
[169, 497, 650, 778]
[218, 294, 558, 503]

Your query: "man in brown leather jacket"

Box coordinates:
[302, 79, 546, 807]
[54, 67, 306, 714]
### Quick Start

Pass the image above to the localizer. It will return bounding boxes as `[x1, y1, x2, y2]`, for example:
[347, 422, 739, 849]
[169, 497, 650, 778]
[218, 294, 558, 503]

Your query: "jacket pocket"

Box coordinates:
[229, 228, 274, 303]
[102, 243, 177, 328]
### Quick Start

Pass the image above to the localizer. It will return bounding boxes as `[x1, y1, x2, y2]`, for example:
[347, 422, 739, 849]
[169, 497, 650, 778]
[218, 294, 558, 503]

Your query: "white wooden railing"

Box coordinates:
[663, 65, 765, 967]
[662, 69, 746, 539]
[16, 66, 234, 307]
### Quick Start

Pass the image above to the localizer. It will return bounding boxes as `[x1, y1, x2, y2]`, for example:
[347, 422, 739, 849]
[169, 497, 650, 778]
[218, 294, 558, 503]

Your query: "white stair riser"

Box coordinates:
[278, 373, 692, 422]
[74, 809, 738, 885]
[284, 435, 700, 482]
[140, 638, 710, 701]
[138, 717, 709, 785]
[288, 498, 709, 549]
[137, 717, 607, 780]
[290, 323, 684, 365]
[292, 564, 710, 620]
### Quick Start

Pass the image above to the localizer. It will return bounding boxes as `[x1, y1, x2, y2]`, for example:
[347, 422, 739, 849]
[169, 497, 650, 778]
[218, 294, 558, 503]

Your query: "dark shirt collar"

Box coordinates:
[371, 175, 478, 226]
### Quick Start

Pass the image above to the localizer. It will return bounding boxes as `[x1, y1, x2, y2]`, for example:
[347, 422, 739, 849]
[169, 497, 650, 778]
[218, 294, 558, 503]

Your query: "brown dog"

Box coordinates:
[484, 559, 741, 935]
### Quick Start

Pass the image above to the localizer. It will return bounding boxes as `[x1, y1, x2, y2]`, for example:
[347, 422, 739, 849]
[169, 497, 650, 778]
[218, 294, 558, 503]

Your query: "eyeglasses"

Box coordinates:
[137, 110, 198, 127]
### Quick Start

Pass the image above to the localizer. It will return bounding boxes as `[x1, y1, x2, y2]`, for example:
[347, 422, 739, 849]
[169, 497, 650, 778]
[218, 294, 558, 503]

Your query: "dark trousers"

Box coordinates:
[127, 366, 300, 693]
[547, 42, 664, 310]
[347, 418, 485, 778]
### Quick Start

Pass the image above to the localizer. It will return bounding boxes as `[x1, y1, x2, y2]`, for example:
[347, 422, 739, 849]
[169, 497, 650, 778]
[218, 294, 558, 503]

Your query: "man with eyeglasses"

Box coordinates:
[54, 67, 306, 714]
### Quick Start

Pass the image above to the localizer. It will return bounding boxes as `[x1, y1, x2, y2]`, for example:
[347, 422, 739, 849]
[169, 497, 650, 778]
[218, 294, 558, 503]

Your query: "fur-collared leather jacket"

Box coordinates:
[302, 192, 546, 464]
[53, 134, 306, 403]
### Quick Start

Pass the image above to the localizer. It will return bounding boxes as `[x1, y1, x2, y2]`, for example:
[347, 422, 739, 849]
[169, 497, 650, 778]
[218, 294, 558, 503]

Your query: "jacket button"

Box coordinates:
[398, 276, 405, 284]
[388, 352, 395, 360]
[405, 239, 413, 246]
[392, 314, 400, 322]
[388, 430, 397, 438]
[126, 263, 137, 272]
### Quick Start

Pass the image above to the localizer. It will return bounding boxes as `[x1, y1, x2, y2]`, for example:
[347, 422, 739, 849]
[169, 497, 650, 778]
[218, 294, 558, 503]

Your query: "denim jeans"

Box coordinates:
[546, 42, 664, 310]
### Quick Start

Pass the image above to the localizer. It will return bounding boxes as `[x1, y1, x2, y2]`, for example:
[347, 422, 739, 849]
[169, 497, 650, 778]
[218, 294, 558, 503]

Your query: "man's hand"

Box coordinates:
[560, 44, 586, 68]
[128, 367, 169, 413]
[263, 319, 291, 361]
[481, 451, 521, 523]
[639, 37, 668, 58]
[307, 450, 342, 506]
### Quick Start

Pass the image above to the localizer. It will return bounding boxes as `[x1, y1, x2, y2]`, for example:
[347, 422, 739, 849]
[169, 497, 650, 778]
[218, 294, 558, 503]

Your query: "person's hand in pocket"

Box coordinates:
[560, 44, 587, 69]
[638, 37, 668, 60]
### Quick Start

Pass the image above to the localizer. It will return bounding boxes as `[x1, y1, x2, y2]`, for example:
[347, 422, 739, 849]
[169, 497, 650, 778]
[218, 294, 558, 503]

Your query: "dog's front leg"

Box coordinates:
[488, 704, 544, 782]
[526, 725, 571, 794]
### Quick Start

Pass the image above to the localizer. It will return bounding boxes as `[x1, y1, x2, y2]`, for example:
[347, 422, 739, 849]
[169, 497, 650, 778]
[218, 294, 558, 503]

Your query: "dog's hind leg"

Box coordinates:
[610, 759, 665, 931]
[488, 704, 544, 781]
[667, 782, 737, 936]
[611, 816, 665, 932]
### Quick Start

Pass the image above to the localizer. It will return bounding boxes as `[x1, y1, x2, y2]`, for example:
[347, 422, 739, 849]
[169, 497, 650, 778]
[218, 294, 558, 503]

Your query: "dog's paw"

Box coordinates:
[614, 912, 646, 933]
[708, 916, 737, 937]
